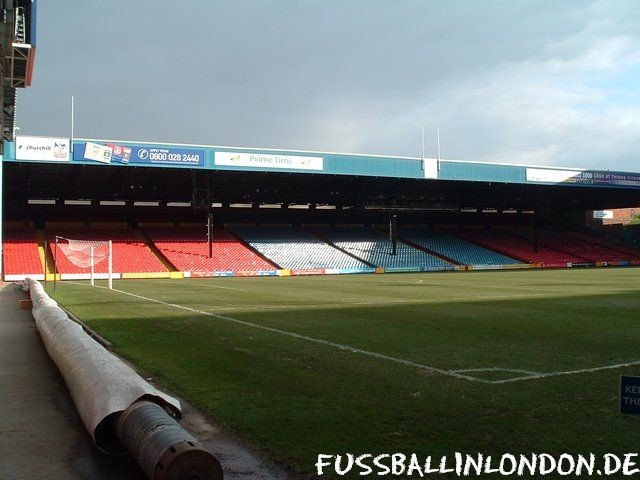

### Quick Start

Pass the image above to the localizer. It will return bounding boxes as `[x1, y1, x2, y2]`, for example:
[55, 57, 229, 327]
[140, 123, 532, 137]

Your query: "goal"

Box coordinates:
[54, 236, 113, 289]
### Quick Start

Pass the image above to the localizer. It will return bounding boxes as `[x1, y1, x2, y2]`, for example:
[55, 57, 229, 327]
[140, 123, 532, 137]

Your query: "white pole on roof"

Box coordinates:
[70, 96, 74, 152]
[436, 122, 441, 171]
[421, 125, 425, 161]
[90, 245, 95, 287]
[108, 240, 113, 290]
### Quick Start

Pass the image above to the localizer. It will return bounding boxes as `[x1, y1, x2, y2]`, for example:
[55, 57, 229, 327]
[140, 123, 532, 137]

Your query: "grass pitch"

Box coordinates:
[47, 268, 640, 478]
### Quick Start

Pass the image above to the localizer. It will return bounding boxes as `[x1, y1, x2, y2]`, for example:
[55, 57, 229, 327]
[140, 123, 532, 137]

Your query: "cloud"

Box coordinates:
[17, 0, 640, 170]
[409, 34, 640, 169]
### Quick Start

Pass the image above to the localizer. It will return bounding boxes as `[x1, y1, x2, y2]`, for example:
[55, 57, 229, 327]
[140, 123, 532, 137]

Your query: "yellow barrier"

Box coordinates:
[501, 264, 531, 270]
[121, 272, 171, 279]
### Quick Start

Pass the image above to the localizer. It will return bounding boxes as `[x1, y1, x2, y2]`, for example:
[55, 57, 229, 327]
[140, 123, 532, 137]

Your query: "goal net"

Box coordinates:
[55, 236, 113, 288]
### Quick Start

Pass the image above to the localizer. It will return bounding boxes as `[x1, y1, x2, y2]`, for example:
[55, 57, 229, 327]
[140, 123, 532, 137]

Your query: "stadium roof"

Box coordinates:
[4, 136, 640, 190]
[2, 136, 639, 222]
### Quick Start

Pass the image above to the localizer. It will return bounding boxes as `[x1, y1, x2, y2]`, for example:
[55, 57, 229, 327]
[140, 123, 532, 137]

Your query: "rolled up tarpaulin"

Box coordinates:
[117, 401, 223, 480]
[24, 277, 182, 454]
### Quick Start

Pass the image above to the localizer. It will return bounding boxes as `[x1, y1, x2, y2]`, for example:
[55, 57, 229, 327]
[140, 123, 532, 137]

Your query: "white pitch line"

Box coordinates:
[201, 294, 554, 312]
[144, 279, 247, 292]
[451, 367, 540, 376]
[75, 283, 488, 384]
[490, 360, 640, 384]
[63, 282, 640, 385]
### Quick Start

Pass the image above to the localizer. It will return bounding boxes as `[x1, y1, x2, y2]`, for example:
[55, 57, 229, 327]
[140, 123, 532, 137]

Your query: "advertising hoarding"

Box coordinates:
[215, 152, 323, 171]
[16, 136, 70, 161]
[84, 142, 113, 164]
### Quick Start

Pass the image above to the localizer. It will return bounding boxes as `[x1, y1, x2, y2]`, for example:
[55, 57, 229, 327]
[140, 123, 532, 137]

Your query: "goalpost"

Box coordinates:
[54, 236, 113, 289]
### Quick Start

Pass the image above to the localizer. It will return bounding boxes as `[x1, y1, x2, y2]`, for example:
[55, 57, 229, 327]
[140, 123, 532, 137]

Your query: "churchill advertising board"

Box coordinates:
[15, 136, 70, 161]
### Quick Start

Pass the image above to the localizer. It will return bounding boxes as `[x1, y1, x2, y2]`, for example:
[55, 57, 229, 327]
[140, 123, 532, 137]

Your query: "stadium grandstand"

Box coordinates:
[0, 3, 639, 282]
[2, 136, 640, 280]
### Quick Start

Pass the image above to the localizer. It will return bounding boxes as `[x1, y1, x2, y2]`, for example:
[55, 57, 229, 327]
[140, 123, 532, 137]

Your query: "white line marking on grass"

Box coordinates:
[76, 283, 488, 384]
[144, 279, 247, 292]
[491, 360, 640, 384]
[451, 367, 540, 376]
[65, 282, 640, 385]
[206, 303, 358, 312]
[201, 294, 557, 313]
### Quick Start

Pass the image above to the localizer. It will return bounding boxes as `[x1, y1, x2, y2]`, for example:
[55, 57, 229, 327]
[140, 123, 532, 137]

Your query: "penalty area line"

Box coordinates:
[491, 360, 640, 384]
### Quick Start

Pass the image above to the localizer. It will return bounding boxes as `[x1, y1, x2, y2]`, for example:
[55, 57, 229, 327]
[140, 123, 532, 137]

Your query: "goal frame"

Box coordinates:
[53, 236, 113, 291]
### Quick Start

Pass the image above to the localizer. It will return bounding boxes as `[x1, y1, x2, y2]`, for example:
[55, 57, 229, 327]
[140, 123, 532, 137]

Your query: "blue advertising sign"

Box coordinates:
[213, 271, 234, 277]
[559, 171, 640, 188]
[592, 171, 640, 187]
[72, 143, 205, 167]
[255, 270, 278, 276]
[107, 143, 132, 164]
[129, 146, 205, 166]
[338, 268, 376, 275]
[570, 171, 640, 188]
[620, 376, 640, 415]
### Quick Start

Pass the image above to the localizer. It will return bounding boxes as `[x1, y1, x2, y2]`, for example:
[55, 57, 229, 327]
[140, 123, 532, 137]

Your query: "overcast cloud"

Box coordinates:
[17, 0, 640, 170]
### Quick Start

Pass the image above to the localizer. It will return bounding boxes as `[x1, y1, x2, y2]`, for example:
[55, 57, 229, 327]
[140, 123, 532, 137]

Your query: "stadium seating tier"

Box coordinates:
[398, 226, 520, 266]
[232, 226, 370, 270]
[145, 226, 275, 273]
[307, 226, 453, 269]
[444, 227, 586, 267]
[3, 227, 43, 275]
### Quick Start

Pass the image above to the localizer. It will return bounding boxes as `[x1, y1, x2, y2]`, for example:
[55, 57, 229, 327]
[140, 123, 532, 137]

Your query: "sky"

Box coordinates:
[17, 0, 640, 170]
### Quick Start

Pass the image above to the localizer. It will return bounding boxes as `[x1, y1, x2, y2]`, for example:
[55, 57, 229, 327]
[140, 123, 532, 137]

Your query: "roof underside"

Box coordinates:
[4, 163, 639, 216]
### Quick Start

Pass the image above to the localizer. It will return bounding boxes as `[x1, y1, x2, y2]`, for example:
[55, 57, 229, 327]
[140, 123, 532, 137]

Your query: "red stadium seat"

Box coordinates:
[144, 226, 276, 273]
[48, 228, 166, 273]
[3, 227, 43, 276]
[444, 227, 586, 267]
[548, 230, 640, 263]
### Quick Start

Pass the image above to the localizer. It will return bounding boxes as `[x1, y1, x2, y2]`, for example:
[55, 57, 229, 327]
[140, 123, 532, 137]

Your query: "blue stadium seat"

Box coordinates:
[307, 226, 453, 270]
[232, 226, 370, 270]
[399, 226, 520, 266]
